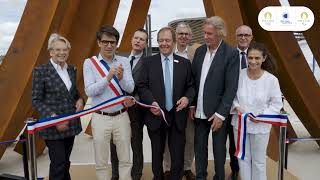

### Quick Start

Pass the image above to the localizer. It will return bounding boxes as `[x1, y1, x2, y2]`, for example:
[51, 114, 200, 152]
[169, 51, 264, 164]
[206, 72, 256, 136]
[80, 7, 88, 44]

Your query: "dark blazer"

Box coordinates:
[32, 62, 82, 140]
[129, 54, 145, 100]
[137, 53, 195, 131]
[192, 41, 239, 118]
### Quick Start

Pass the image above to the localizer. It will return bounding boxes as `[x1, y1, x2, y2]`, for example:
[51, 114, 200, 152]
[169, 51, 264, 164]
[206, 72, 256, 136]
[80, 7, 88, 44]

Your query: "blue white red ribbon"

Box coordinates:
[27, 96, 167, 134]
[235, 113, 288, 160]
[90, 56, 124, 96]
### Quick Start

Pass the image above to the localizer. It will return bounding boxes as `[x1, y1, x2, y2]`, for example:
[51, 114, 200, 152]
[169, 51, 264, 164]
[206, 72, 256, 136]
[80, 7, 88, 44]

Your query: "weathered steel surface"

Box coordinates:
[203, 0, 243, 45]
[1, 0, 120, 158]
[2, 0, 318, 162]
[241, 0, 320, 149]
[289, 0, 320, 68]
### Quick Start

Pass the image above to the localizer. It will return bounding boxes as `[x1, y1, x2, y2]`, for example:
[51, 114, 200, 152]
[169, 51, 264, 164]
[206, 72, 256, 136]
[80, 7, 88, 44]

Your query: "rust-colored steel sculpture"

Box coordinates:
[0, 0, 318, 164]
[289, 0, 320, 67]
[0, 0, 121, 158]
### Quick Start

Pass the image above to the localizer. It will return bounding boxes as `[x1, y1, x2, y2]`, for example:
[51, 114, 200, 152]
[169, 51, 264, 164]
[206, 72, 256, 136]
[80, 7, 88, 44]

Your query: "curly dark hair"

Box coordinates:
[247, 41, 277, 75]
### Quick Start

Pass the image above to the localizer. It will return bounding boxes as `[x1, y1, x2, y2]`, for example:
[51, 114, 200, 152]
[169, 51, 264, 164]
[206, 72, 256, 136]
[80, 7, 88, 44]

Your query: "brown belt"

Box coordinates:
[95, 107, 127, 116]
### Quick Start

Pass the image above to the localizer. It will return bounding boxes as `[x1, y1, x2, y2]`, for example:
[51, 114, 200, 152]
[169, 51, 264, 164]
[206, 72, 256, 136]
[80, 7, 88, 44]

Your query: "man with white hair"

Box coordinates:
[190, 16, 239, 180]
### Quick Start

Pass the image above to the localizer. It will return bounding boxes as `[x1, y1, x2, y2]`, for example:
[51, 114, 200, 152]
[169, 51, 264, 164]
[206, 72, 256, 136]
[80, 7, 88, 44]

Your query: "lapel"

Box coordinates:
[207, 41, 225, 75]
[47, 62, 71, 95]
[132, 56, 143, 75]
[172, 54, 180, 100]
[154, 54, 165, 100]
[196, 45, 207, 75]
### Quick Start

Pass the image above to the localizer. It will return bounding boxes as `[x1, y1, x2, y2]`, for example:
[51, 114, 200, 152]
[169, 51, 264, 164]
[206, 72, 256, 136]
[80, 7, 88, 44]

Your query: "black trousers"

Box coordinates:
[227, 115, 239, 173]
[111, 106, 145, 180]
[148, 109, 185, 180]
[45, 136, 75, 180]
[194, 118, 227, 180]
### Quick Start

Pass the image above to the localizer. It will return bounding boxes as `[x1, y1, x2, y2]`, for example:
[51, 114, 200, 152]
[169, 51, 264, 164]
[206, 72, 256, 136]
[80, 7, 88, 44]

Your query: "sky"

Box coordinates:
[0, 0, 206, 55]
[0, 0, 294, 55]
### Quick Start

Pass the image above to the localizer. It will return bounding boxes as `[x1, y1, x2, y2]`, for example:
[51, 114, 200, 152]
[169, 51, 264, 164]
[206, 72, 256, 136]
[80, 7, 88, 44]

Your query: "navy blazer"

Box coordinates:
[137, 53, 195, 131]
[32, 62, 82, 140]
[192, 41, 240, 118]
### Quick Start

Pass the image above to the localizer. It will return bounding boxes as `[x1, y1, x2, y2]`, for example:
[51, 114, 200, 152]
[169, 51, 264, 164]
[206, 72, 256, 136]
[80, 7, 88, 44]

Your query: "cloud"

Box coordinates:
[0, 0, 26, 55]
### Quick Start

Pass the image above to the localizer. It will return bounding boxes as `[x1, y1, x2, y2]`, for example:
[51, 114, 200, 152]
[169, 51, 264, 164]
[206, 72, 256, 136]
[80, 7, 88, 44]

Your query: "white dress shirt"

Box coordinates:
[195, 41, 225, 120]
[175, 46, 188, 59]
[129, 51, 143, 69]
[50, 59, 72, 91]
[230, 69, 283, 134]
[83, 54, 134, 113]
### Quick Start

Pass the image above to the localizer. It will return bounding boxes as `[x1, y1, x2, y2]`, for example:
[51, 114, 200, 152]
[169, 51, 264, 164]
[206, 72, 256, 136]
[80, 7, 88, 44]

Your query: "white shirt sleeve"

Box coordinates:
[83, 59, 109, 97]
[263, 77, 283, 115]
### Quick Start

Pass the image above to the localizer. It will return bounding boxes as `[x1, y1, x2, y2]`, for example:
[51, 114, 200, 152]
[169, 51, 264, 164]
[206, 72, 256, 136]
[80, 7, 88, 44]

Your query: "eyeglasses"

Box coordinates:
[177, 32, 189, 36]
[100, 40, 117, 46]
[237, 34, 252, 38]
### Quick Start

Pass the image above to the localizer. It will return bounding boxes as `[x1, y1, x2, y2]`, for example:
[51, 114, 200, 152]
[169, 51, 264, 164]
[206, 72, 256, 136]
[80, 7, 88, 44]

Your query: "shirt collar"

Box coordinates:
[98, 53, 117, 63]
[129, 51, 143, 60]
[237, 47, 248, 54]
[160, 53, 174, 62]
[206, 40, 222, 55]
[175, 45, 188, 54]
[50, 58, 68, 70]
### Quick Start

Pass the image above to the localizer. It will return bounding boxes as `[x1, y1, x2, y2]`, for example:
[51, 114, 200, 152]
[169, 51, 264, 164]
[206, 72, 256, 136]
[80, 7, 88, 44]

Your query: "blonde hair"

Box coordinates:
[47, 33, 71, 50]
[204, 16, 227, 38]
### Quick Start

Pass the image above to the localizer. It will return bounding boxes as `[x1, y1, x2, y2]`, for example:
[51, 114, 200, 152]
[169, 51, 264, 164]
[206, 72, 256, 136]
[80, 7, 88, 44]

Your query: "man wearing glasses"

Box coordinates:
[83, 25, 134, 180]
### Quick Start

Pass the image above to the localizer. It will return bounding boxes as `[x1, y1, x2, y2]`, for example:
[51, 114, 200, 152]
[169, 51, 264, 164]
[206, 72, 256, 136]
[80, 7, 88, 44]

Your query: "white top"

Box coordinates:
[50, 59, 72, 91]
[175, 46, 188, 59]
[231, 69, 283, 134]
[195, 41, 225, 120]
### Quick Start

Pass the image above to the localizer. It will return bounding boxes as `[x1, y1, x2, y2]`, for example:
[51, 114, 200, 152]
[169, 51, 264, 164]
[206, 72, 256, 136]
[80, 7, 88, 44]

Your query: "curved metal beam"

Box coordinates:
[118, 0, 151, 53]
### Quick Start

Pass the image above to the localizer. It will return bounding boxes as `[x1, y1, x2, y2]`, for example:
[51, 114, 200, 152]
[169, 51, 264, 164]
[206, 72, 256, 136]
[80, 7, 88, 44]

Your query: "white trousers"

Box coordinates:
[163, 118, 194, 171]
[233, 128, 270, 180]
[92, 112, 132, 180]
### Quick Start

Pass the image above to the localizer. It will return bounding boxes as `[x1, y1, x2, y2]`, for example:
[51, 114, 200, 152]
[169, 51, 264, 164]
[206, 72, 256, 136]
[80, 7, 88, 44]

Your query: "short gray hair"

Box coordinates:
[176, 22, 192, 34]
[204, 16, 227, 38]
[48, 33, 71, 50]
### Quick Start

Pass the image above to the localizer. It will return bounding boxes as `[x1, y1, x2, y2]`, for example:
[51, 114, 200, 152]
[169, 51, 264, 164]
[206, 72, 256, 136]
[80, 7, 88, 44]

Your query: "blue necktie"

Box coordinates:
[164, 57, 173, 111]
[241, 51, 247, 69]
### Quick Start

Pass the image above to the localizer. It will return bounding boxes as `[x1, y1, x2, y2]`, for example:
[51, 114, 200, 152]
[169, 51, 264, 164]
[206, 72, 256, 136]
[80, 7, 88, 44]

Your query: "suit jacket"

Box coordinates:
[32, 62, 82, 140]
[192, 41, 240, 119]
[137, 53, 195, 131]
[127, 54, 146, 121]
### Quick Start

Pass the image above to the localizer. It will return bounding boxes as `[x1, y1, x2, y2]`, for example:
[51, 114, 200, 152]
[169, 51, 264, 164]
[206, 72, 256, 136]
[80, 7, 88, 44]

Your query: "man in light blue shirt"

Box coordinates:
[83, 25, 134, 180]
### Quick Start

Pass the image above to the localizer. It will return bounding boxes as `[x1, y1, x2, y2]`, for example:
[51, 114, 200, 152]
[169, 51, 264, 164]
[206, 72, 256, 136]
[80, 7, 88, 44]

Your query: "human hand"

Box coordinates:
[176, 97, 189, 112]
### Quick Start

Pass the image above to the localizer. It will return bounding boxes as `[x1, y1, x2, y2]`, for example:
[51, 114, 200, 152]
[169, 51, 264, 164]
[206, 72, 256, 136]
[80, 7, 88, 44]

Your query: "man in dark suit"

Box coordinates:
[137, 27, 195, 180]
[190, 16, 239, 180]
[32, 33, 83, 180]
[110, 28, 148, 180]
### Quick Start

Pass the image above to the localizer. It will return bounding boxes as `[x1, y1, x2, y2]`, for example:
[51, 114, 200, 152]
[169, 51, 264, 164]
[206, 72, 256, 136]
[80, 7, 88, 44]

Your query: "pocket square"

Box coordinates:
[174, 59, 179, 63]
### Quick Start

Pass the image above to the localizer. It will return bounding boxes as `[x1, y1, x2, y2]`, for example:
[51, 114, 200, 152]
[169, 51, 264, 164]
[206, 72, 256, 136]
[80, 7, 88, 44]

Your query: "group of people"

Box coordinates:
[32, 15, 283, 180]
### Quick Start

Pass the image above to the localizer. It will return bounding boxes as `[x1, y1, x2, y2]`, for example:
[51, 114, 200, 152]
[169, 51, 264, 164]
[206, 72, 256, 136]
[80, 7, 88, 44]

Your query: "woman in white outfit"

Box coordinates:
[230, 42, 283, 180]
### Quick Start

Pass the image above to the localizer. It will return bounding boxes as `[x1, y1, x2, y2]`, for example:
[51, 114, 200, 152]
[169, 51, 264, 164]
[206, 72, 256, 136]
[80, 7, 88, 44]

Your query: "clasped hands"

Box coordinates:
[107, 64, 123, 81]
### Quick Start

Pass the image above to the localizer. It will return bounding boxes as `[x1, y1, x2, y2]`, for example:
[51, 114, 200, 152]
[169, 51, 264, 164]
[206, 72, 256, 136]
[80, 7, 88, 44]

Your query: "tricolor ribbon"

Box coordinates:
[235, 113, 288, 160]
[27, 96, 167, 134]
